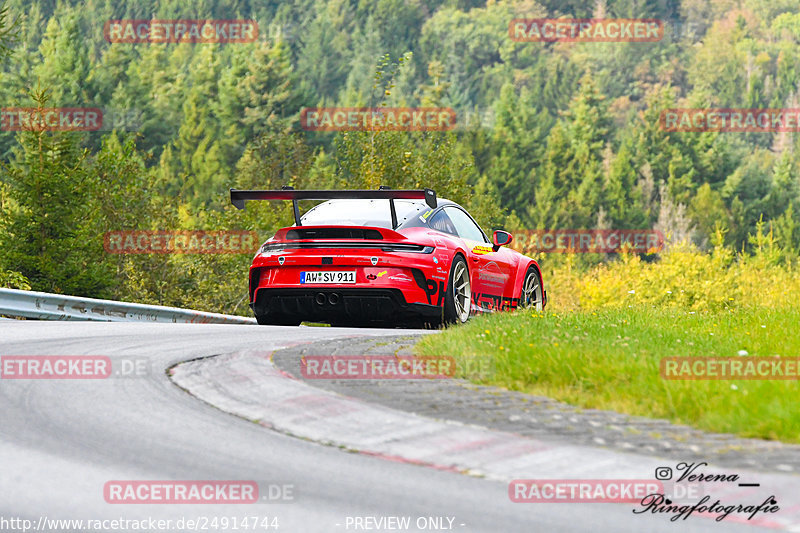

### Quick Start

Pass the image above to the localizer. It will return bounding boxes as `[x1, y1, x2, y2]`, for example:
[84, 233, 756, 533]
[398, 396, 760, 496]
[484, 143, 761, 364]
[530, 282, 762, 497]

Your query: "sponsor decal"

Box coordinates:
[472, 292, 519, 312]
[414, 273, 446, 306]
[377, 270, 388, 277]
[478, 271, 506, 285]
[471, 245, 493, 255]
[477, 261, 508, 287]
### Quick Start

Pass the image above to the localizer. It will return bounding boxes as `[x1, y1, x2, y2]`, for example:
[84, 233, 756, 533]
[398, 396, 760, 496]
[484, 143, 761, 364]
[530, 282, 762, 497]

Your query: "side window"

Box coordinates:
[445, 207, 487, 243]
[429, 210, 457, 235]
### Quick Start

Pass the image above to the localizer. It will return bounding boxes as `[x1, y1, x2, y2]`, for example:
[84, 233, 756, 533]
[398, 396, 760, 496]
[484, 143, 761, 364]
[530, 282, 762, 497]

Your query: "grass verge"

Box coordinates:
[416, 306, 800, 443]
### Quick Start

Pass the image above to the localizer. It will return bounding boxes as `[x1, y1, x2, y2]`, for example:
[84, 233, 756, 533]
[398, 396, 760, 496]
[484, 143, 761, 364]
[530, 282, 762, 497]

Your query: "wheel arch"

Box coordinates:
[513, 259, 544, 302]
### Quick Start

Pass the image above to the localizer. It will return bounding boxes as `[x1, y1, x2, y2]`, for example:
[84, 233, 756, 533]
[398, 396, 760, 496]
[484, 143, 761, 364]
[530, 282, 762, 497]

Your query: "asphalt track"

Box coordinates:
[0, 322, 789, 532]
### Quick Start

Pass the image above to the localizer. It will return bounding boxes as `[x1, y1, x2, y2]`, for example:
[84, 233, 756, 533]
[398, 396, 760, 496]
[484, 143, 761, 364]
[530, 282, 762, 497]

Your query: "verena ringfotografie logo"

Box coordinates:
[635, 462, 778, 523]
[104, 481, 260, 504]
[509, 480, 663, 503]
[300, 107, 456, 132]
[104, 20, 258, 43]
[661, 357, 800, 380]
[1, 108, 102, 131]
[103, 231, 259, 254]
[0, 356, 149, 379]
[300, 355, 456, 379]
[514, 230, 664, 254]
[509, 19, 663, 42]
[660, 108, 800, 132]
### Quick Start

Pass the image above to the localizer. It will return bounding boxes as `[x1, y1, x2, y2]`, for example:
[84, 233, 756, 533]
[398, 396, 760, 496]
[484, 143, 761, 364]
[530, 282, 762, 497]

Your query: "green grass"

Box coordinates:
[416, 306, 800, 443]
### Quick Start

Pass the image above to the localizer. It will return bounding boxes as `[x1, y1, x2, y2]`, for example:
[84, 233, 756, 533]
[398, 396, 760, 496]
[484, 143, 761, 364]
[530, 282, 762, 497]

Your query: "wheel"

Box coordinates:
[444, 255, 471, 324]
[519, 266, 544, 311]
[255, 313, 301, 326]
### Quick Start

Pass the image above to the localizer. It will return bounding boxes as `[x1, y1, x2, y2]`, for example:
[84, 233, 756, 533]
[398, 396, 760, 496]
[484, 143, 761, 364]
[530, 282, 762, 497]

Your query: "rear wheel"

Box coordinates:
[519, 266, 543, 311]
[444, 255, 471, 324]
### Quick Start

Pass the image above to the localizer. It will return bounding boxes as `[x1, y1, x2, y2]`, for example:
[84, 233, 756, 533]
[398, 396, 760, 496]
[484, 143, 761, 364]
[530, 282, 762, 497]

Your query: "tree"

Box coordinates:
[530, 72, 611, 229]
[0, 89, 113, 296]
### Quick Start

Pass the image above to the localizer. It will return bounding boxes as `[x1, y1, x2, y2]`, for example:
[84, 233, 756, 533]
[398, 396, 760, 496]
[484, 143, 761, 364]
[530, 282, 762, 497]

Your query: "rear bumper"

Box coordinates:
[251, 288, 443, 325]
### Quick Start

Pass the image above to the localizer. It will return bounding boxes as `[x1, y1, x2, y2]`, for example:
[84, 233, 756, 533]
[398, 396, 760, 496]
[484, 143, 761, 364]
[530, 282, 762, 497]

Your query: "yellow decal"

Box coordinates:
[472, 245, 493, 255]
[377, 270, 388, 277]
[421, 210, 433, 220]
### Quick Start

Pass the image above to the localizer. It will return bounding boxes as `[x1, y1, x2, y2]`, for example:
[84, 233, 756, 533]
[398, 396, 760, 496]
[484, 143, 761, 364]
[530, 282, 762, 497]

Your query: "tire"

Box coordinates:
[519, 266, 544, 311]
[255, 313, 301, 326]
[443, 255, 471, 324]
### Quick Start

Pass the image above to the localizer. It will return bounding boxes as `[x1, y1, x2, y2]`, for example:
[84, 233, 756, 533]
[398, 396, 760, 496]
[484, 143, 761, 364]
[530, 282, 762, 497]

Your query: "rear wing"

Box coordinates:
[230, 186, 437, 229]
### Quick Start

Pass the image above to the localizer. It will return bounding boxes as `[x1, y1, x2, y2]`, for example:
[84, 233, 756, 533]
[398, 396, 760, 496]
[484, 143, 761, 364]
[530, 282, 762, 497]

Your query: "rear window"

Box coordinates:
[300, 199, 427, 229]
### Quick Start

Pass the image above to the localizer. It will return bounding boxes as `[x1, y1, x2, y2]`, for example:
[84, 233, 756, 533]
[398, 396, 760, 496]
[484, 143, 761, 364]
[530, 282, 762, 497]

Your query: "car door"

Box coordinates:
[443, 206, 516, 312]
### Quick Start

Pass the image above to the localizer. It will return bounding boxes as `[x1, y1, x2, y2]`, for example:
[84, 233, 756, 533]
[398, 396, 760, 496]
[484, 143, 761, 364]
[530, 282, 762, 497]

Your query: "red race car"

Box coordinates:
[231, 187, 546, 327]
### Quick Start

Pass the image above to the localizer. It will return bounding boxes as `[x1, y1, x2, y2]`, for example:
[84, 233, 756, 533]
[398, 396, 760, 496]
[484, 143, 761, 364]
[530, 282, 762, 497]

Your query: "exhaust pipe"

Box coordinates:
[328, 293, 340, 305]
[315, 293, 327, 306]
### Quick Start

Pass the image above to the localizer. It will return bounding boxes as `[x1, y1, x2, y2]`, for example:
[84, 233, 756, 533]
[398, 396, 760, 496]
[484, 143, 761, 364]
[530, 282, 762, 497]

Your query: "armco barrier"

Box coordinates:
[0, 288, 255, 324]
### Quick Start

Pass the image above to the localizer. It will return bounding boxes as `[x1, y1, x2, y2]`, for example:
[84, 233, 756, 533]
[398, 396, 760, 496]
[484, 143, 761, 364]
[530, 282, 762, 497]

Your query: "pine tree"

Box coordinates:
[0, 89, 113, 295]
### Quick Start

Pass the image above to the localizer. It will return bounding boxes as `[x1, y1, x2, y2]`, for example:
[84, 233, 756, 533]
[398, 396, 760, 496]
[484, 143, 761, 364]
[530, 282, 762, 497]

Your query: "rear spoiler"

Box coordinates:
[230, 186, 437, 229]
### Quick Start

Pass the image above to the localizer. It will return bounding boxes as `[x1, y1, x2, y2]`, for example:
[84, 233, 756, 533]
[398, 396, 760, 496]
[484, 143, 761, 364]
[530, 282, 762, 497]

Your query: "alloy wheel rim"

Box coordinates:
[522, 272, 543, 311]
[452, 262, 471, 322]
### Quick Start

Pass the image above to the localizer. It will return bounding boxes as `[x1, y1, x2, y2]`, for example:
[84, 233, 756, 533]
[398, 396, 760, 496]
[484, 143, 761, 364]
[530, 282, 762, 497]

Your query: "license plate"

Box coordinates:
[300, 271, 356, 284]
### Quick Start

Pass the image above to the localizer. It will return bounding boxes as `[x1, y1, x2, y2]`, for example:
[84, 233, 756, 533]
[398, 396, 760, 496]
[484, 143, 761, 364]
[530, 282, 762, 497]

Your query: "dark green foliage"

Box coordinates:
[2, 0, 800, 309]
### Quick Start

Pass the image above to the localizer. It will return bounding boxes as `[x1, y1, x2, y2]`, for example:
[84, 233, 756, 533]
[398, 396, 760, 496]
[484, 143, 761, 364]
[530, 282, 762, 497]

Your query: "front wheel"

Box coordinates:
[519, 266, 544, 311]
[443, 255, 471, 324]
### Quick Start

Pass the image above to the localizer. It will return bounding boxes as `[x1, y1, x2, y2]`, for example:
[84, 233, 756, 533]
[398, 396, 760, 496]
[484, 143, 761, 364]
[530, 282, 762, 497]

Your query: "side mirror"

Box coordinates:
[492, 230, 513, 250]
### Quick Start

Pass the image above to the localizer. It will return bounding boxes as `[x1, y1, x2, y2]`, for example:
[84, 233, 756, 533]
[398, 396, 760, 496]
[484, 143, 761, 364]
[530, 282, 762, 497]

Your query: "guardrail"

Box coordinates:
[0, 288, 256, 324]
